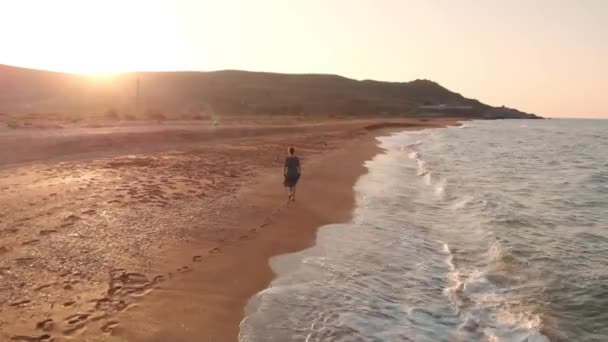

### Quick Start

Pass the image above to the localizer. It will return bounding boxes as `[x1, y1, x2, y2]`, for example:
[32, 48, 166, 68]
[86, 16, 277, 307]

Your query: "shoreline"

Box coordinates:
[238, 119, 466, 340]
[0, 118, 462, 342]
[96, 119, 461, 342]
[95, 126, 389, 342]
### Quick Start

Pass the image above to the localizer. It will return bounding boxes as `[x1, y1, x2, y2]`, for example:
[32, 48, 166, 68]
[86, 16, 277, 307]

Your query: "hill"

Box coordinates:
[0, 64, 541, 120]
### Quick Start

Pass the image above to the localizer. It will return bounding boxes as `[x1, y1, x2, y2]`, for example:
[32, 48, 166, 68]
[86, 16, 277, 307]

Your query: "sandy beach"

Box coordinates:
[0, 1, 595, 337]
[0, 117, 461, 341]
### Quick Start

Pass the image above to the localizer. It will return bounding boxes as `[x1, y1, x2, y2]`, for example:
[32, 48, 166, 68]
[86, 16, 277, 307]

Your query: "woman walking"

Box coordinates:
[283, 146, 301, 202]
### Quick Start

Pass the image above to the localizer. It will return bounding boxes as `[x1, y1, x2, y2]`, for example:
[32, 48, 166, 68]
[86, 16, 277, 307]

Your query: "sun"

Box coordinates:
[2, 0, 188, 74]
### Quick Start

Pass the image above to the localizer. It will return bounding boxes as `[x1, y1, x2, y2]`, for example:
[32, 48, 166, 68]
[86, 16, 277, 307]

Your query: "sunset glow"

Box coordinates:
[1, 0, 189, 73]
[1, 0, 607, 117]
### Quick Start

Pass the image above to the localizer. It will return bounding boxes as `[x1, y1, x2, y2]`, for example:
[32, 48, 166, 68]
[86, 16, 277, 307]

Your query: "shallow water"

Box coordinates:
[240, 119, 608, 342]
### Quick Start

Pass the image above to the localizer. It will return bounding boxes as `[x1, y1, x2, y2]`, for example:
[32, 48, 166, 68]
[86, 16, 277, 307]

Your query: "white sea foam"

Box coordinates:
[416, 159, 428, 176]
[451, 195, 474, 210]
[240, 119, 608, 341]
[442, 242, 464, 303]
[408, 151, 420, 160]
[435, 178, 447, 197]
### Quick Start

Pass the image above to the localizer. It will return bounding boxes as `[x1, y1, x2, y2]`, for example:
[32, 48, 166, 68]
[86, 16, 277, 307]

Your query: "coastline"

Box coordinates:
[92, 118, 461, 342]
[0, 118, 461, 342]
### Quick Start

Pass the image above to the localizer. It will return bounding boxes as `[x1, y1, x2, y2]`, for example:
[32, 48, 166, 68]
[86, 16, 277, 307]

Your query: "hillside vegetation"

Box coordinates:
[0, 64, 540, 121]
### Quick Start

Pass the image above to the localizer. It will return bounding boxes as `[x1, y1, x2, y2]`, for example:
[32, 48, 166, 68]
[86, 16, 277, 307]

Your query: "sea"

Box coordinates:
[239, 119, 608, 342]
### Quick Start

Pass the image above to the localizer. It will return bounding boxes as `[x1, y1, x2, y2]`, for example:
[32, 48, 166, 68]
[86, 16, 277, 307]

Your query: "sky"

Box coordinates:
[0, 0, 607, 118]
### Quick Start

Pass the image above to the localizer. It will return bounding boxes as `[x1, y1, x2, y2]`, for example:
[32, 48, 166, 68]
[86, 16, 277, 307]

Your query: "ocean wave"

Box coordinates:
[241, 119, 608, 342]
[442, 243, 464, 304]
[408, 151, 420, 160]
[401, 142, 449, 198]
[439, 237, 551, 341]
[416, 159, 429, 176]
[434, 178, 447, 197]
[459, 123, 476, 129]
[450, 195, 475, 210]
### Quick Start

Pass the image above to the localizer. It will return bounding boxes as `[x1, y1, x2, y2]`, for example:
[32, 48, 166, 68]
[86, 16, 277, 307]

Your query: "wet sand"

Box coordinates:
[0, 118, 461, 341]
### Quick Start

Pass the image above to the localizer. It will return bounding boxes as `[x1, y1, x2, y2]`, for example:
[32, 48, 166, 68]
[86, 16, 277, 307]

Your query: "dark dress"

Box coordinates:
[284, 156, 300, 187]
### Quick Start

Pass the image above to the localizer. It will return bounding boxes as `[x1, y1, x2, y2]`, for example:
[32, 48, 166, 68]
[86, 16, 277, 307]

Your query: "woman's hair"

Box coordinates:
[288, 146, 295, 155]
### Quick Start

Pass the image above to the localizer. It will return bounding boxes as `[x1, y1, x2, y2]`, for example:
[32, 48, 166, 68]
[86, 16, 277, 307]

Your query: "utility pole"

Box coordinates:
[135, 73, 141, 116]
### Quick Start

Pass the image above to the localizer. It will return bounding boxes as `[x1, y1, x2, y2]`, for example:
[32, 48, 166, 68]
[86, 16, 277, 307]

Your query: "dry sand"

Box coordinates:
[0, 118, 461, 341]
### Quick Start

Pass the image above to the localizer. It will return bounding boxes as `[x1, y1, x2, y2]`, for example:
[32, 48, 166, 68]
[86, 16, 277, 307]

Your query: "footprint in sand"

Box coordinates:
[107, 284, 122, 296]
[39, 230, 57, 236]
[192, 255, 203, 262]
[92, 297, 118, 312]
[65, 314, 89, 326]
[177, 266, 191, 273]
[114, 300, 129, 312]
[10, 334, 52, 342]
[36, 319, 55, 332]
[101, 321, 119, 334]
[108, 272, 154, 298]
[62, 314, 89, 335]
[22, 239, 40, 246]
[152, 275, 166, 283]
[14, 257, 36, 265]
[91, 296, 129, 315]
[63, 214, 81, 222]
[34, 283, 55, 291]
[9, 299, 31, 307]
